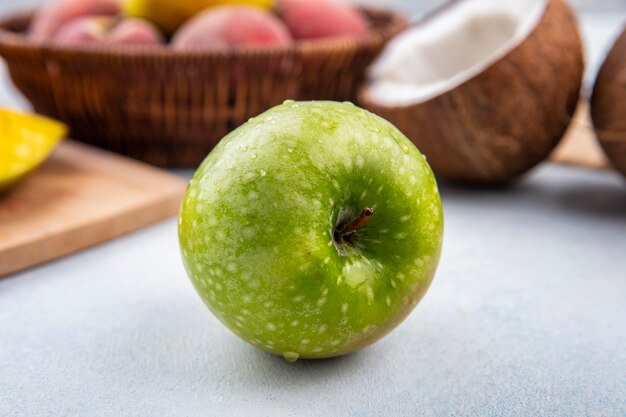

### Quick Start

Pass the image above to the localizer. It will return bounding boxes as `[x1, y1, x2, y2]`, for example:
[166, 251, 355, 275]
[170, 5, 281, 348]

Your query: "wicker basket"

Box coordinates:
[0, 8, 407, 167]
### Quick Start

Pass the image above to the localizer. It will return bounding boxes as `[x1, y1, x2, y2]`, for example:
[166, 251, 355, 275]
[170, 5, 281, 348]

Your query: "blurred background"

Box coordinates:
[1, 0, 625, 110]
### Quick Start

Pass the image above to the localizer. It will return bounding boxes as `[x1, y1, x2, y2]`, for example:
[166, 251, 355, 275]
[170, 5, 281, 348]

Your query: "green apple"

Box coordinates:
[179, 101, 443, 361]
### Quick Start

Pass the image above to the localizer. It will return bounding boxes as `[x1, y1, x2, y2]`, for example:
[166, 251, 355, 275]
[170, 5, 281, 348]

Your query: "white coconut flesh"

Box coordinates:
[367, 0, 548, 106]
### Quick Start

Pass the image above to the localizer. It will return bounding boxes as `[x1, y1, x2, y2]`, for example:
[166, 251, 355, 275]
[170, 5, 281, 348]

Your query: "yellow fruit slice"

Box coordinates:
[0, 109, 67, 191]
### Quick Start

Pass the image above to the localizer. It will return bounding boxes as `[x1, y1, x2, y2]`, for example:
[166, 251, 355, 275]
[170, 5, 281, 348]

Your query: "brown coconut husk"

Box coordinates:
[591, 26, 626, 178]
[360, 0, 584, 184]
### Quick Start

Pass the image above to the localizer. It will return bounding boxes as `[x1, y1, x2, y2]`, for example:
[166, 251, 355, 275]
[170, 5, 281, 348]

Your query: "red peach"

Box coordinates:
[108, 18, 165, 45]
[30, 0, 122, 39]
[277, 0, 368, 40]
[171, 5, 292, 50]
[51, 16, 108, 43]
[52, 16, 163, 46]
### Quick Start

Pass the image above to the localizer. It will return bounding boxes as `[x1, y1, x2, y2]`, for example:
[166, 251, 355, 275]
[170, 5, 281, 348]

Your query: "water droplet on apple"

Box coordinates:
[260, 169, 267, 177]
[283, 351, 300, 363]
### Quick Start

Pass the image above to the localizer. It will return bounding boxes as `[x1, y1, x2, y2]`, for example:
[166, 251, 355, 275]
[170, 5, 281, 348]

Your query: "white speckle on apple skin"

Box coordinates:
[179, 101, 443, 360]
[394, 232, 407, 240]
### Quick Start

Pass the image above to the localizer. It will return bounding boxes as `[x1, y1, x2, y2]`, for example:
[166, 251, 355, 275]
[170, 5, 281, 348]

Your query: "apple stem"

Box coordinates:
[337, 208, 374, 237]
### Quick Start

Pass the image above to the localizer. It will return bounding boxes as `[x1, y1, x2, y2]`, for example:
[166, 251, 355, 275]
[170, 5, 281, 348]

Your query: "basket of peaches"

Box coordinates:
[0, 0, 407, 167]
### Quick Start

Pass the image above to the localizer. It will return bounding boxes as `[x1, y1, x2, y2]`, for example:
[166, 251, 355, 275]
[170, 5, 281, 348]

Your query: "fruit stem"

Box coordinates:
[336, 208, 374, 237]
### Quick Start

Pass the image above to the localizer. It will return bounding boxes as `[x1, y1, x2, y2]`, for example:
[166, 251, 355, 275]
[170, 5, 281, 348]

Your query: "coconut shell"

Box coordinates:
[591, 26, 626, 178]
[360, 0, 584, 183]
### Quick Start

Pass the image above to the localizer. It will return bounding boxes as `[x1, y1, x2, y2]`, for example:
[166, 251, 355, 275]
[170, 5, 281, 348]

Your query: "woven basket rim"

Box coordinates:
[0, 6, 408, 59]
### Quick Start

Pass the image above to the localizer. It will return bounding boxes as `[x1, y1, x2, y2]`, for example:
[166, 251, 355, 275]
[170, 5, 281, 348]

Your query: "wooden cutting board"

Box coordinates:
[0, 140, 187, 277]
[550, 102, 610, 170]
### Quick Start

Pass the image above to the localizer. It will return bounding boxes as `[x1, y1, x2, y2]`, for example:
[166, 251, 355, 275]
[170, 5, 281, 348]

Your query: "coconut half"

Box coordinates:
[591, 26, 626, 179]
[360, 0, 584, 183]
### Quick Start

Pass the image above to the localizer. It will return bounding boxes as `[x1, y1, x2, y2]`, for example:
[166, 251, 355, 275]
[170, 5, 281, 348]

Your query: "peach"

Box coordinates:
[52, 16, 163, 45]
[30, 0, 122, 39]
[277, 0, 368, 40]
[171, 5, 292, 50]
[108, 18, 165, 44]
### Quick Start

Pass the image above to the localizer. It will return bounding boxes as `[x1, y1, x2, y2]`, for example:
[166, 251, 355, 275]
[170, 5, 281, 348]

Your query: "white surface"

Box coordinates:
[1, 165, 625, 416]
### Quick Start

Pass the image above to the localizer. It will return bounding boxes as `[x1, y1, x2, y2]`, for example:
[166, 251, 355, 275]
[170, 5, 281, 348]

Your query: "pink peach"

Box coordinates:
[30, 0, 122, 39]
[52, 16, 163, 46]
[108, 18, 165, 45]
[172, 5, 292, 50]
[277, 0, 368, 40]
